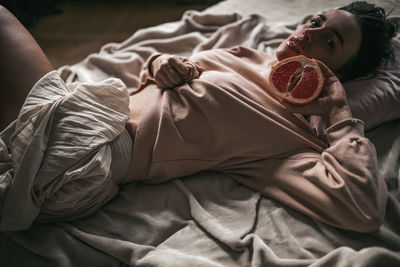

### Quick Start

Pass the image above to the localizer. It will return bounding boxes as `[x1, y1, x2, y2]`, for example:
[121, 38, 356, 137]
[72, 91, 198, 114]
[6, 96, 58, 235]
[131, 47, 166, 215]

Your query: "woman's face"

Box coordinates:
[275, 9, 362, 73]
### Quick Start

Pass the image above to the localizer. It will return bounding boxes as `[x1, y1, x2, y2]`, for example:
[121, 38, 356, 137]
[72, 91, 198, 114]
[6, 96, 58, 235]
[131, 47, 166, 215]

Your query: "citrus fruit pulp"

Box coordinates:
[268, 55, 324, 105]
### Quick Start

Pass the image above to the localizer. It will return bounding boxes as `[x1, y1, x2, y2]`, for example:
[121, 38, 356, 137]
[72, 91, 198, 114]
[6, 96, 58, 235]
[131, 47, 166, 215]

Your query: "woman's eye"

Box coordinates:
[310, 19, 320, 27]
[327, 36, 335, 48]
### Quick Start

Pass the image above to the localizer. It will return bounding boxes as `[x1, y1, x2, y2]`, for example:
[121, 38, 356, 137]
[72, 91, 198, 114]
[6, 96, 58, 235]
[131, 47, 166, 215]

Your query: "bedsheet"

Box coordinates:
[1, 0, 400, 266]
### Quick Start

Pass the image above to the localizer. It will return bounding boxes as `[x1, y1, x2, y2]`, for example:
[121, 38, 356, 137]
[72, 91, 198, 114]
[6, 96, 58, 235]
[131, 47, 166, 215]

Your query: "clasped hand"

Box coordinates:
[151, 54, 198, 89]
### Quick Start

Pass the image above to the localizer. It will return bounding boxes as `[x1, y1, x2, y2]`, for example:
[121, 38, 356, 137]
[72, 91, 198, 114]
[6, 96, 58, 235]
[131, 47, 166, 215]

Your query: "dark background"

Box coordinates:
[0, 0, 221, 67]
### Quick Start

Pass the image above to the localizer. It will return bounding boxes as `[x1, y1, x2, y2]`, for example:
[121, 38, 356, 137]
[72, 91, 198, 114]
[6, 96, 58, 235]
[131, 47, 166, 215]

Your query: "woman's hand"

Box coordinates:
[282, 61, 352, 126]
[151, 54, 198, 89]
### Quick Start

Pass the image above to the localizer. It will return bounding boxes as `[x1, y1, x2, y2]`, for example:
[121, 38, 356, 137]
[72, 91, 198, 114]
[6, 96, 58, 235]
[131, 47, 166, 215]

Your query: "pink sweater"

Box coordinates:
[125, 46, 387, 232]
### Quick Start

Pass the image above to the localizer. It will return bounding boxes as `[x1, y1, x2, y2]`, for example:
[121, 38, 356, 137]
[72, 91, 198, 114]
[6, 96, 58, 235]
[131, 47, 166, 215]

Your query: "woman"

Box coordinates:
[0, 2, 396, 231]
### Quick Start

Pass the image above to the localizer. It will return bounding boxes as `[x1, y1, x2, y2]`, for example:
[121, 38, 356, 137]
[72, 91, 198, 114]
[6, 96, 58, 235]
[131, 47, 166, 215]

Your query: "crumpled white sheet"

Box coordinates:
[0, 71, 132, 231]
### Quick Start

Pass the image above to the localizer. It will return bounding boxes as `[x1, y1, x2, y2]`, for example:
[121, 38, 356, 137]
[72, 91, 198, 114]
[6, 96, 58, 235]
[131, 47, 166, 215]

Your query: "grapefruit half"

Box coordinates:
[268, 55, 324, 105]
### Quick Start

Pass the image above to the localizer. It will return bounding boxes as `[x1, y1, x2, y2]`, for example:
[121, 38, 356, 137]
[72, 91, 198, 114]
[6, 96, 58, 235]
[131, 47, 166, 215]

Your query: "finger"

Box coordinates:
[160, 64, 183, 84]
[314, 60, 340, 85]
[165, 66, 183, 85]
[315, 60, 334, 77]
[154, 76, 167, 89]
[169, 57, 190, 76]
[157, 72, 174, 89]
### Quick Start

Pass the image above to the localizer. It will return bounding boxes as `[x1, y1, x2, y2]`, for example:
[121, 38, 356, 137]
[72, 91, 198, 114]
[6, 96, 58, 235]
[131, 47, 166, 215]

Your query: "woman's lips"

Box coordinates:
[287, 40, 300, 54]
[286, 36, 304, 54]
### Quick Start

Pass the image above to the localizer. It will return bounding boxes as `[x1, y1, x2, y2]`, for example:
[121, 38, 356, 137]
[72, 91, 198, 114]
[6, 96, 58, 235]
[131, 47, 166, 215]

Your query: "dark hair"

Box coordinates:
[337, 1, 397, 81]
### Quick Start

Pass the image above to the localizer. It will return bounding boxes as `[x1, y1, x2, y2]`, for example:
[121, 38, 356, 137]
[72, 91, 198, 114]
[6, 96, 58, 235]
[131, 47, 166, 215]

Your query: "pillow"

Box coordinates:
[344, 36, 400, 130]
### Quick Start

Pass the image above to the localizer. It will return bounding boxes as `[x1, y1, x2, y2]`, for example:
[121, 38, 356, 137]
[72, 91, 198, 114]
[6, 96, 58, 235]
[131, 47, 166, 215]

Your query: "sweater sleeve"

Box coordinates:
[258, 117, 388, 232]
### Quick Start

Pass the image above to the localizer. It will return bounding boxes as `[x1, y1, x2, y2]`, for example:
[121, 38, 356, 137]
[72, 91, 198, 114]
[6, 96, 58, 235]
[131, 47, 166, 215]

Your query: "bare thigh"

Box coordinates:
[0, 5, 54, 130]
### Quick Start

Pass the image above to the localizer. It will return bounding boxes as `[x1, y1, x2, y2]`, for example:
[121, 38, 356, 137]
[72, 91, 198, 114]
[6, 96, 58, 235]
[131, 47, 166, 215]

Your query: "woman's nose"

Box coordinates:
[304, 27, 326, 44]
[304, 29, 314, 44]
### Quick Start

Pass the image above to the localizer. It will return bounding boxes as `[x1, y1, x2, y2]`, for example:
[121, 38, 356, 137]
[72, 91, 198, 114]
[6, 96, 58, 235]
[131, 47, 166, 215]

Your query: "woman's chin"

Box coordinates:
[275, 48, 299, 61]
[276, 37, 308, 60]
[276, 51, 294, 61]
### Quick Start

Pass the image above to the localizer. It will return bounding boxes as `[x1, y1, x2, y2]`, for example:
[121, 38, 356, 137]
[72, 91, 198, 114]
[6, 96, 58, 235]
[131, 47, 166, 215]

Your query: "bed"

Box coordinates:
[1, 0, 400, 266]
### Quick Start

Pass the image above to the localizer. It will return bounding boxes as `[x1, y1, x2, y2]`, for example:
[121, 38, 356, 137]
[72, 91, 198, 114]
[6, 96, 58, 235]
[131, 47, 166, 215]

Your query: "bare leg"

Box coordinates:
[0, 5, 54, 130]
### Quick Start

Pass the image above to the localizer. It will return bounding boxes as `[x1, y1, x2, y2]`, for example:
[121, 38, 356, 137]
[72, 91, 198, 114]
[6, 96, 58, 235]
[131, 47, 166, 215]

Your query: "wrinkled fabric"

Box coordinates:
[0, 71, 132, 231]
[1, 2, 400, 267]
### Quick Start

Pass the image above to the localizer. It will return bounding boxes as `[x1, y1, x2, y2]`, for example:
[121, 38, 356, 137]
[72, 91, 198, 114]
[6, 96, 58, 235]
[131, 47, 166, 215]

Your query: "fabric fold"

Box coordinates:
[0, 71, 132, 231]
